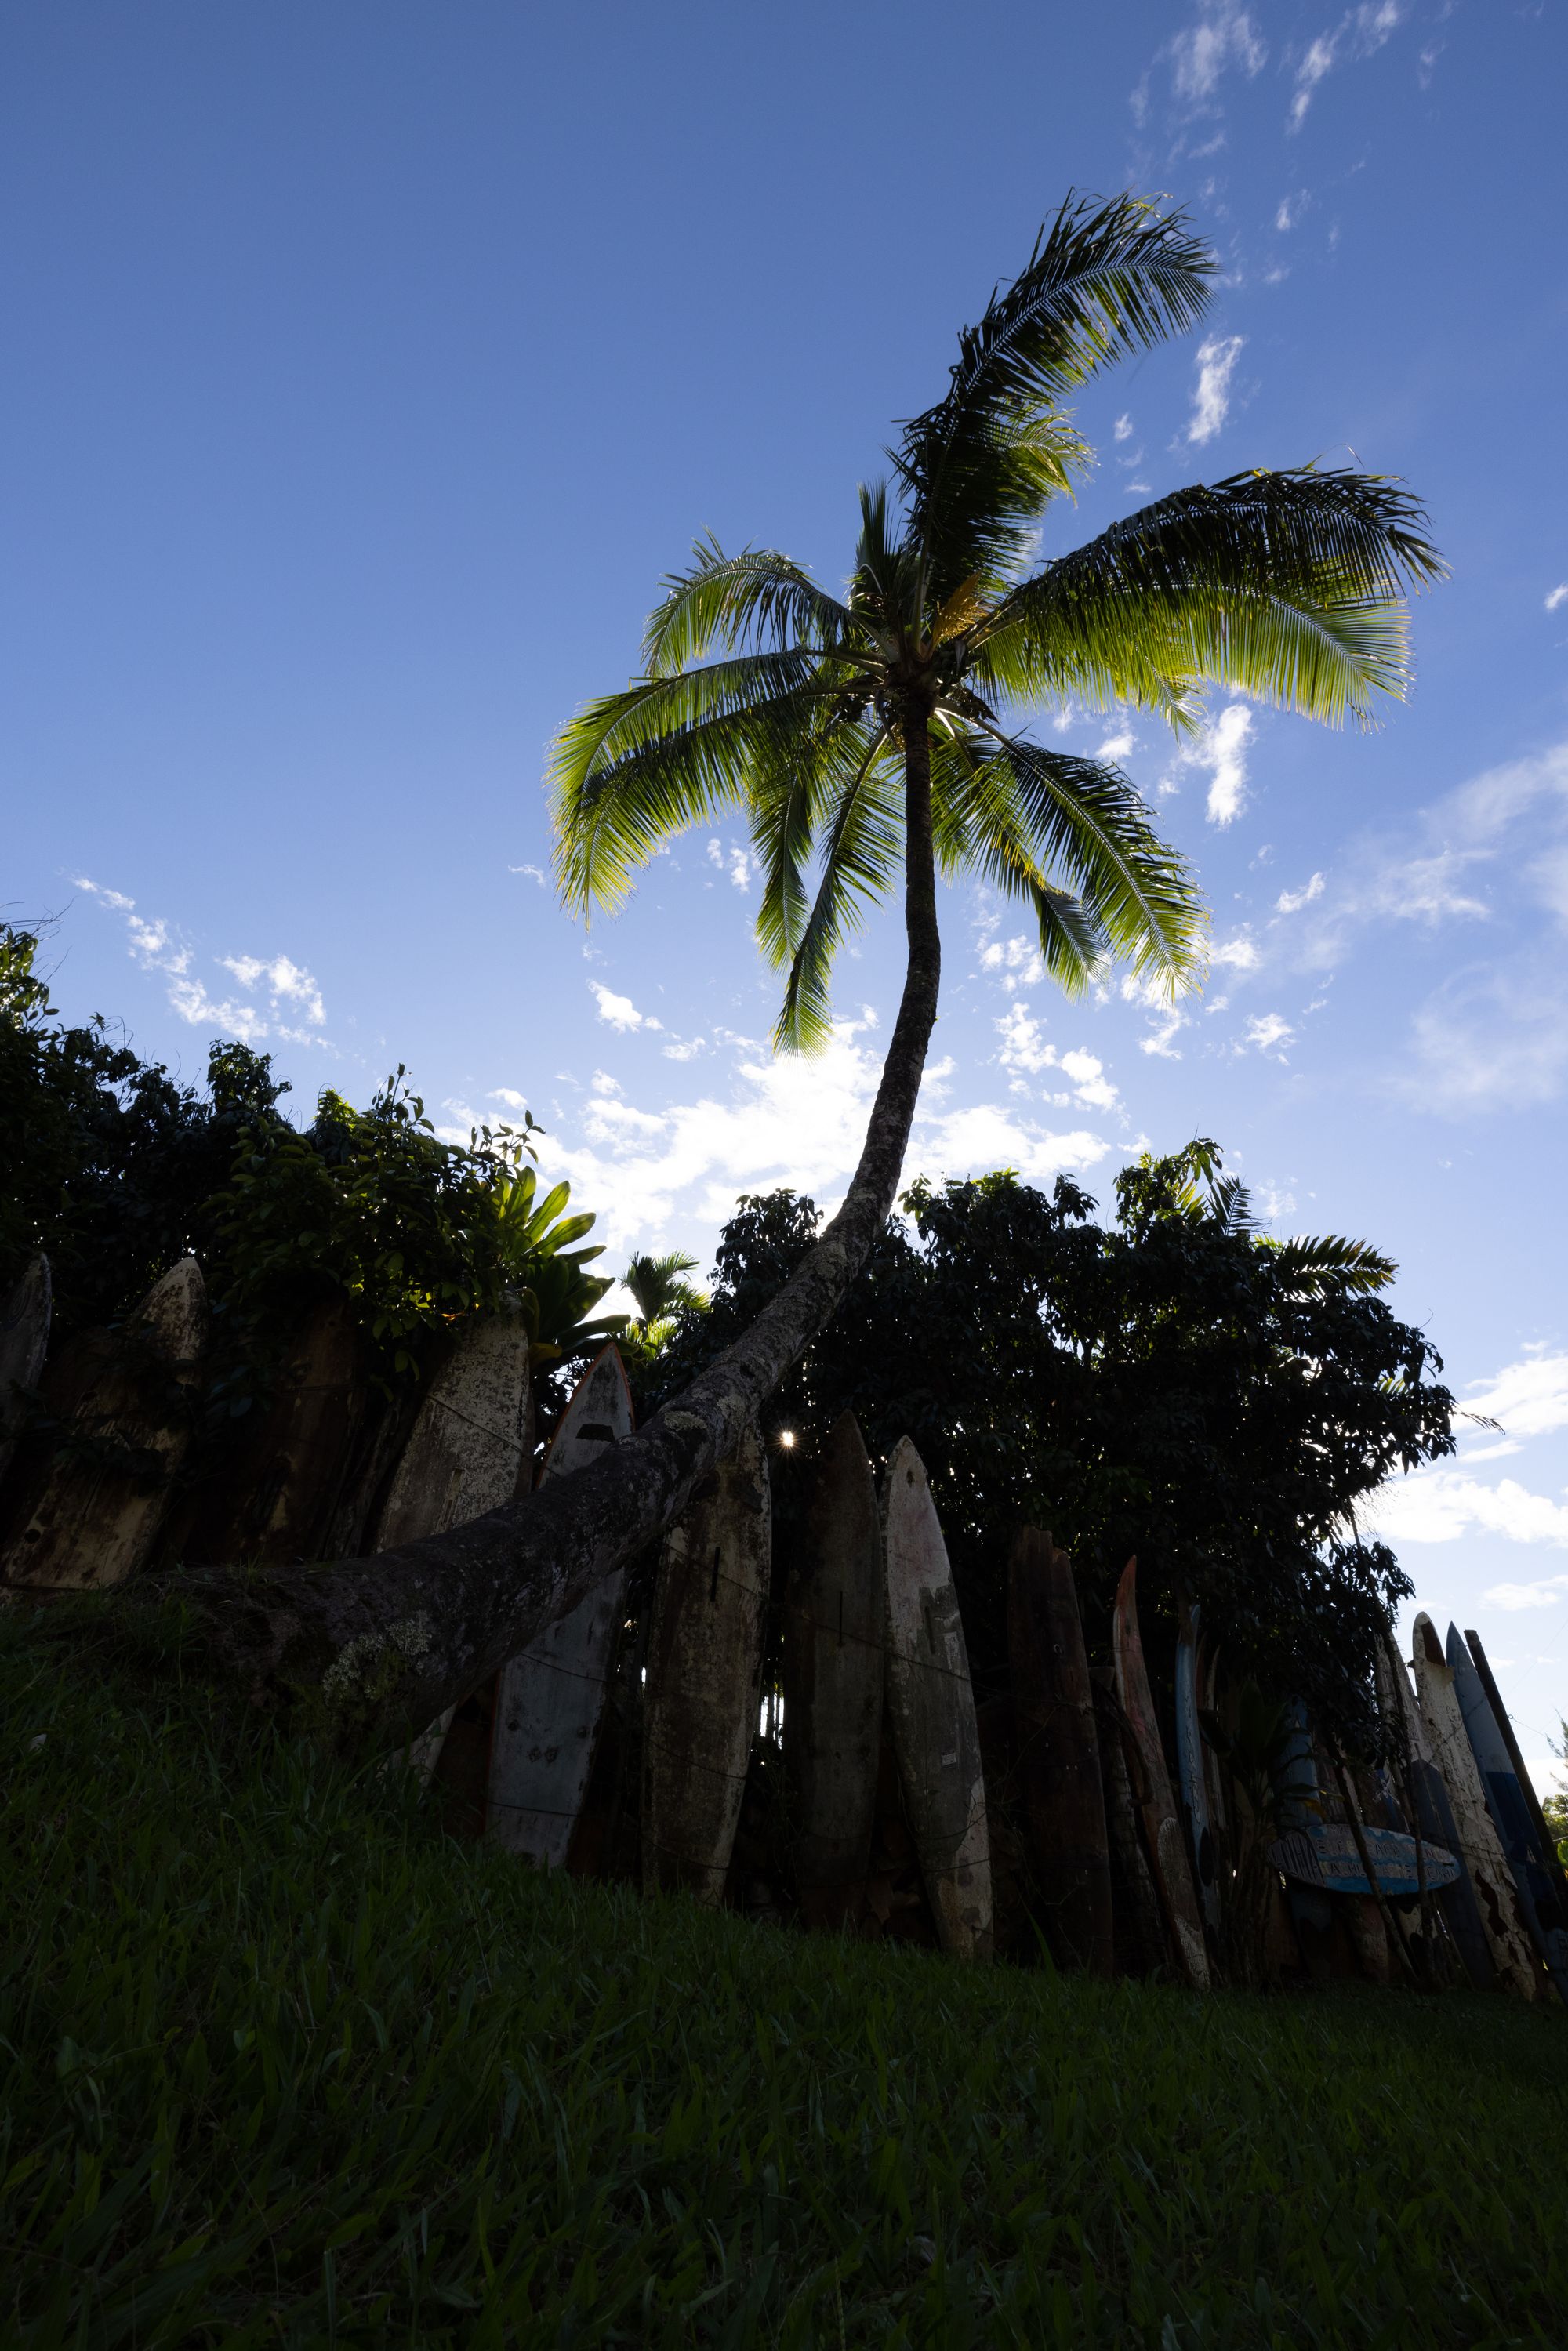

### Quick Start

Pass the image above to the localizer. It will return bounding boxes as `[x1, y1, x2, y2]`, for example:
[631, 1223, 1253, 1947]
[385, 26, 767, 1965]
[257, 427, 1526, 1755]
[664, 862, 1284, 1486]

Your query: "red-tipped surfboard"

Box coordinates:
[1007, 1525, 1112, 1972]
[1112, 1557, 1210, 1990]
[3, 1257, 206, 1589]
[487, 1344, 633, 1863]
[882, 1437, 992, 1961]
[782, 1412, 883, 1930]
[642, 1413, 770, 1904]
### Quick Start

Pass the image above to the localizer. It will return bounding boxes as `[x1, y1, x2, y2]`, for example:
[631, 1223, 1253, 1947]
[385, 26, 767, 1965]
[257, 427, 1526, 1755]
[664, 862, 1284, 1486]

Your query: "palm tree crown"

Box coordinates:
[552, 192, 1442, 1051]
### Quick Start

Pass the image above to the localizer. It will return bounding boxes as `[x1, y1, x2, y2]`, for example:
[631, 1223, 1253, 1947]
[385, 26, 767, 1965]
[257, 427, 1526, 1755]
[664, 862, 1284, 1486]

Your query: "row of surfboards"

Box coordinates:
[5, 1257, 1566, 1998]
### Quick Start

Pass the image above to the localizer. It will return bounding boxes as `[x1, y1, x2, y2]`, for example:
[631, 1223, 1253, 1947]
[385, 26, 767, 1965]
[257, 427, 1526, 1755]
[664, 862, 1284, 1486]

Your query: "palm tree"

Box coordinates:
[166, 194, 1441, 1748]
[623, 1249, 708, 1338]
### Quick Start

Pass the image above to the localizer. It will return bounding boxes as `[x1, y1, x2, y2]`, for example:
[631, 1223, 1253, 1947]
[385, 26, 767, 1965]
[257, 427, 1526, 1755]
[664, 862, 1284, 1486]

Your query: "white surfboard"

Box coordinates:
[642, 1413, 770, 1905]
[1410, 1611, 1540, 1999]
[0, 1254, 52, 1493]
[373, 1313, 531, 1779]
[3, 1257, 206, 1589]
[882, 1436, 992, 1961]
[486, 1344, 633, 1863]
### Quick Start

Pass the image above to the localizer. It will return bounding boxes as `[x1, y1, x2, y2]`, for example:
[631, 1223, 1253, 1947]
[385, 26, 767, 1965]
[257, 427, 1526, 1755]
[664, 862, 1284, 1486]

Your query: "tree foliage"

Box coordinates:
[647, 1145, 1454, 1747]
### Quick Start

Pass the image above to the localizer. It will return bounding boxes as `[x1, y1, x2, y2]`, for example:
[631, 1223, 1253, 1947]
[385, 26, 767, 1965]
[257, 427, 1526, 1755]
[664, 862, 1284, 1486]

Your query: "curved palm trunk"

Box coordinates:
[143, 724, 941, 1750]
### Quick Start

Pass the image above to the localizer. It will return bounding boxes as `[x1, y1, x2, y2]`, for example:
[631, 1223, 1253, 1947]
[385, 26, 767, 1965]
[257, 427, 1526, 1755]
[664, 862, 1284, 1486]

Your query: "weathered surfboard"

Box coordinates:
[3, 1257, 206, 1589]
[1266, 1819, 1461, 1897]
[1464, 1627, 1568, 1915]
[1174, 1598, 1221, 1939]
[1449, 1623, 1568, 2006]
[882, 1437, 992, 1961]
[0, 1254, 52, 1493]
[642, 1413, 770, 1904]
[1007, 1525, 1112, 1973]
[374, 1313, 531, 1781]
[782, 1411, 883, 1930]
[190, 1295, 366, 1568]
[1112, 1557, 1210, 1990]
[1374, 1629, 1495, 1990]
[1411, 1613, 1540, 1999]
[487, 1344, 633, 1863]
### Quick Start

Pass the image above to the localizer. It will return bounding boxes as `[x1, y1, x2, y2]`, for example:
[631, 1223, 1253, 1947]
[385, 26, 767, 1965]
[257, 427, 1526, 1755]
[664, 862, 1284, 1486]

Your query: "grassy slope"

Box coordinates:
[3, 1609, 1565, 2351]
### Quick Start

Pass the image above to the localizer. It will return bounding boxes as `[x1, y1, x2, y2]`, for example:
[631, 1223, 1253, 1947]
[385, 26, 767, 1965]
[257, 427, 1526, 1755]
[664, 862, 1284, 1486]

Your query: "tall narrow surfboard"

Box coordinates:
[191, 1295, 365, 1568]
[1374, 1629, 1495, 1990]
[1112, 1558, 1210, 1990]
[3, 1257, 206, 1589]
[1411, 1613, 1540, 2000]
[1465, 1628, 1568, 1909]
[642, 1413, 770, 1904]
[1007, 1525, 1112, 1973]
[782, 1412, 883, 1930]
[1449, 1624, 1568, 2007]
[487, 1344, 633, 1863]
[374, 1314, 532, 1780]
[882, 1438, 992, 1961]
[1174, 1599, 1221, 1939]
[0, 1254, 51, 1493]
[1267, 1819, 1460, 1897]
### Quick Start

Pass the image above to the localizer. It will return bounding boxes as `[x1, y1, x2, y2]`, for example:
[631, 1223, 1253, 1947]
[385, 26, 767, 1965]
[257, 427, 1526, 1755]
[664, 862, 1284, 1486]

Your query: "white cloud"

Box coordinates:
[1462, 1351, 1568, 1446]
[980, 934, 1047, 994]
[1275, 871, 1325, 915]
[71, 876, 135, 912]
[919, 1103, 1111, 1186]
[1255, 1181, 1298, 1220]
[1114, 413, 1134, 442]
[589, 981, 662, 1033]
[1167, 701, 1254, 825]
[1547, 586, 1568, 613]
[662, 1036, 706, 1062]
[994, 1004, 1119, 1110]
[1370, 1468, 1568, 1554]
[1290, 5, 1405, 132]
[1396, 962, 1568, 1117]
[1166, 3, 1266, 104]
[1187, 336, 1244, 445]
[509, 862, 547, 886]
[706, 836, 754, 892]
[1097, 729, 1135, 762]
[219, 954, 326, 1027]
[1239, 1012, 1294, 1058]
[1211, 930, 1260, 971]
[1274, 193, 1308, 232]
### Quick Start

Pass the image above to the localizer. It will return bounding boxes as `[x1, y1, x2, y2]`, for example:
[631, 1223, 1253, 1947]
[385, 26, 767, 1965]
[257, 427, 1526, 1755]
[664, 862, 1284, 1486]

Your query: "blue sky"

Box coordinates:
[6, 3, 1568, 1781]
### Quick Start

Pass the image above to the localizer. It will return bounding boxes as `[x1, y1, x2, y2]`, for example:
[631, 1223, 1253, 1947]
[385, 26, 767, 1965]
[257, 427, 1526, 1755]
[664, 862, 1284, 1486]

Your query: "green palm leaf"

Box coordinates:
[775, 735, 903, 1051]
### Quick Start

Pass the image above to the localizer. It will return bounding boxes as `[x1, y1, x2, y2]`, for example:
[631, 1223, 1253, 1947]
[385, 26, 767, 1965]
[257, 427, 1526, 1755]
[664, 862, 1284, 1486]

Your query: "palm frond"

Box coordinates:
[1266, 1234, 1397, 1294]
[897, 193, 1217, 600]
[775, 742, 904, 1051]
[642, 538, 862, 673]
[928, 728, 1109, 994]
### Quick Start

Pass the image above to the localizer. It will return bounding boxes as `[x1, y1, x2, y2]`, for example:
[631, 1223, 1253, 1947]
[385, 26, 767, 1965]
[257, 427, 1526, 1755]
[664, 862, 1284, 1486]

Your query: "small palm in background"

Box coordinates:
[622, 1248, 710, 1359]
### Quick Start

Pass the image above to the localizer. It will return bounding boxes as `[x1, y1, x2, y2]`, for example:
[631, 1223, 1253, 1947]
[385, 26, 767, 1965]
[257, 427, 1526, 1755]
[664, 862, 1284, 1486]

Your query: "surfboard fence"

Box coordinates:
[3, 1286, 1562, 2001]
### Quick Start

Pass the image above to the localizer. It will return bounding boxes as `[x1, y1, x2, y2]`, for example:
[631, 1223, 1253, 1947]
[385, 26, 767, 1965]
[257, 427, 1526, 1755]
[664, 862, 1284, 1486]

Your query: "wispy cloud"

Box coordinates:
[71, 876, 333, 1049]
[1370, 1467, 1568, 1557]
[1187, 336, 1245, 444]
[1276, 871, 1325, 914]
[1547, 586, 1568, 614]
[218, 954, 325, 1027]
[1166, 701, 1255, 824]
[1159, 2, 1267, 107]
[1113, 412, 1134, 443]
[589, 981, 662, 1033]
[707, 836, 754, 892]
[509, 862, 547, 886]
[1290, 4, 1406, 132]
[994, 1003, 1120, 1111]
[1238, 1011, 1295, 1058]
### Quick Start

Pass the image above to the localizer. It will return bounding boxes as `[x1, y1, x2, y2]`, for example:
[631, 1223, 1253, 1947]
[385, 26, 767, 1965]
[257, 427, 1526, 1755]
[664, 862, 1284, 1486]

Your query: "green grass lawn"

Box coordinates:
[3, 1605, 1565, 2349]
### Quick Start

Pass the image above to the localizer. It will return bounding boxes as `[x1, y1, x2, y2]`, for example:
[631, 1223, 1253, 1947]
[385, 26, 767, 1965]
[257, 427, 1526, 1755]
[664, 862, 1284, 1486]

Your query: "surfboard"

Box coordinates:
[1448, 1622, 1568, 2006]
[1174, 1598, 1221, 1938]
[1112, 1557, 1210, 1989]
[487, 1343, 633, 1863]
[1374, 1628, 1495, 1990]
[1266, 1819, 1461, 1897]
[1410, 1612, 1541, 2000]
[1464, 1627, 1568, 1910]
[782, 1411, 883, 1931]
[1007, 1525, 1113, 1973]
[881, 1437, 992, 1961]
[3, 1257, 206, 1589]
[373, 1312, 531, 1780]
[0, 1254, 51, 1495]
[642, 1413, 770, 1905]
[187, 1294, 366, 1568]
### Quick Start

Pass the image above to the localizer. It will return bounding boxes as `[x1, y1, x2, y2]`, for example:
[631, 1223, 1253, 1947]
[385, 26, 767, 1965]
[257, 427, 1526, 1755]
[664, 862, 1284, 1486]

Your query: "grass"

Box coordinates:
[3, 1605, 1566, 2349]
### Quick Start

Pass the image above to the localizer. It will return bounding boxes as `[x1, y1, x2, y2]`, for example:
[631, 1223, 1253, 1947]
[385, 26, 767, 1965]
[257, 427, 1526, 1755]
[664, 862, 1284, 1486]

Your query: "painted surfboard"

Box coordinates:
[1266, 1819, 1461, 1897]
[1448, 1623, 1568, 2006]
[3, 1257, 206, 1589]
[1007, 1525, 1112, 1973]
[487, 1344, 633, 1863]
[1174, 1598, 1221, 1938]
[882, 1437, 992, 1961]
[1112, 1557, 1210, 1990]
[374, 1313, 532, 1780]
[1374, 1629, 1495, 1990]
[642, 1413, 770, 1904]
[0, 1254, 51, 1494]
[1410, 1612, 1541, 2000]
[1464, 1627, 1568, 1910]
[782, 1411, 883, 1930]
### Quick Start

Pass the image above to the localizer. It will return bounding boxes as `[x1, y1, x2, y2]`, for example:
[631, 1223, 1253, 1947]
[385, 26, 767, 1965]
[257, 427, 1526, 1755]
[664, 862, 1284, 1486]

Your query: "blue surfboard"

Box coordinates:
[1268, 1819, 1461, 1899]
